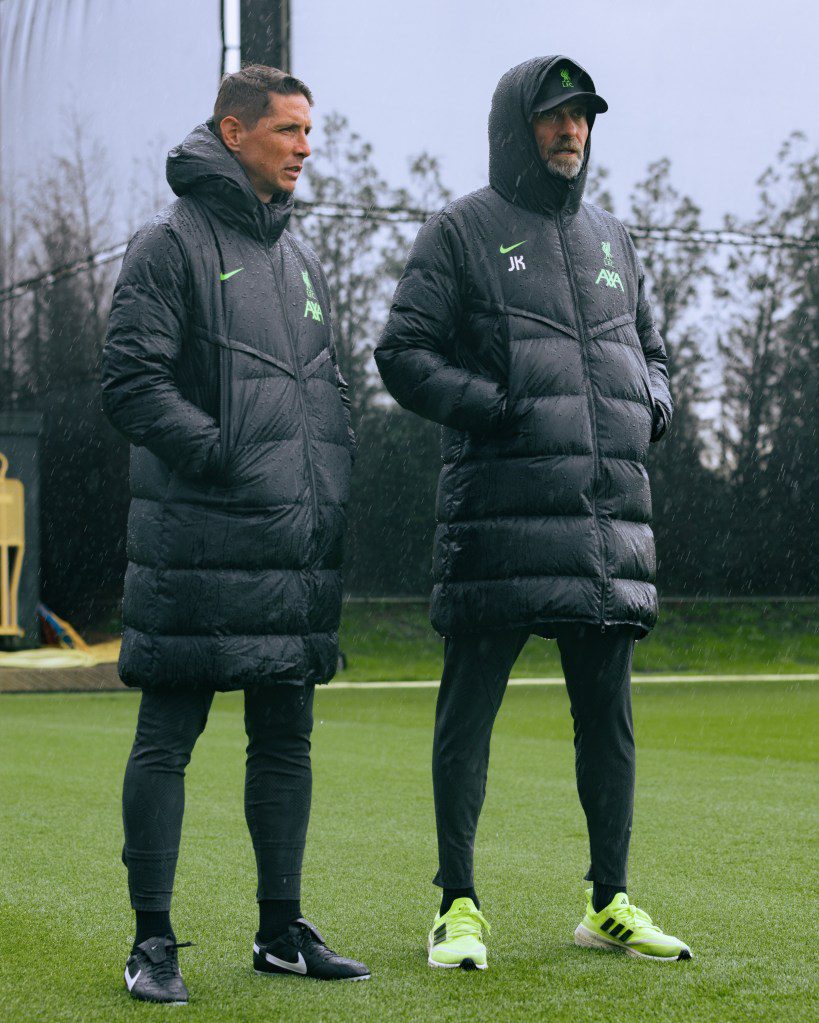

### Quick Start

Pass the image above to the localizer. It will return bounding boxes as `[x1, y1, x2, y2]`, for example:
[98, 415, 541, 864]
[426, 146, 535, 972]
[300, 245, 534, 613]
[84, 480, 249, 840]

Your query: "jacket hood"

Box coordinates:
[488, 55, 601, 216]
[166, 121, 293, 244]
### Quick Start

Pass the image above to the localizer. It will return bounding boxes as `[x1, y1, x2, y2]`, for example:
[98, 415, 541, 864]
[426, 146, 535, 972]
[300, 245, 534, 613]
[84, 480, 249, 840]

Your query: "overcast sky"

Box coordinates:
[2, 0, 817, 237]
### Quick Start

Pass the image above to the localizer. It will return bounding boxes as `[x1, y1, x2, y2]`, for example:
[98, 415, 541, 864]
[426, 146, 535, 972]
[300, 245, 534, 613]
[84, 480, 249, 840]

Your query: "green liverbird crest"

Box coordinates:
[560, 69, 574, 88]
[301, 271, 324, 323]
[596, 241, 622, 290]
[302, 271, 317, 300]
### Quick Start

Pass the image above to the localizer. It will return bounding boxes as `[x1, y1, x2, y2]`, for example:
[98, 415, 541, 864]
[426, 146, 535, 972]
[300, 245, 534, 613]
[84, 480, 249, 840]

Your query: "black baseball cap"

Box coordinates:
[532, 60, 608, 116]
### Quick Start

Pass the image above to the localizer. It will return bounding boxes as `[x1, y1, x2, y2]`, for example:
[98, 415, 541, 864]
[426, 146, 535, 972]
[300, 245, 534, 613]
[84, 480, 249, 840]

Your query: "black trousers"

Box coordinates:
[432, 624, 636, 890]
[122, 684, 314, 912]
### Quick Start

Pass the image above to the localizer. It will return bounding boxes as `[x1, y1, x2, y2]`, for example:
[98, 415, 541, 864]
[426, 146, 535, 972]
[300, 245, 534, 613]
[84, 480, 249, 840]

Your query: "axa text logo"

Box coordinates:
[595, 268, 624, 291]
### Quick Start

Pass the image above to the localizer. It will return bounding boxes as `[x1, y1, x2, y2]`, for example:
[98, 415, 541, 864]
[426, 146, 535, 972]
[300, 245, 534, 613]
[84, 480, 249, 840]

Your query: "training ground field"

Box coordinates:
[1, 678, 816, 1022]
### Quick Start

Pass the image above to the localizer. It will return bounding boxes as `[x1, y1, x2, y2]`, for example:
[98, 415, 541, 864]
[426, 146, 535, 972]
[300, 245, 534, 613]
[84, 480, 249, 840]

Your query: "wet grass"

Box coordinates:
[0, 680, 816, 1022]
[337, 600, 819, 680]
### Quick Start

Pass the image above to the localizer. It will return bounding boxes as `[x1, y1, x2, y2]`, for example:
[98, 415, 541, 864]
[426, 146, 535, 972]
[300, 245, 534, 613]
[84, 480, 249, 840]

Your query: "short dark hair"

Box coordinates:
[213, 64, 313, 132]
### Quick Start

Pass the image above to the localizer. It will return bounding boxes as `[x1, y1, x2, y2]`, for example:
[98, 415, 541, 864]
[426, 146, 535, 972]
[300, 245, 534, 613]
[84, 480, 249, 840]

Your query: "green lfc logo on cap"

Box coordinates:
[560, 69, 574, 88]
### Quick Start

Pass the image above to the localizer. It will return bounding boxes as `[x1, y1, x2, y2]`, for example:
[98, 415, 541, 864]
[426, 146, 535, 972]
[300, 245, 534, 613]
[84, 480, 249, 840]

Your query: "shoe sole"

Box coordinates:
[427, 951, 487, 971]
[126, 990, 188, 1005]
[254, 968, 370, 982]
[574, 924, 692, 962]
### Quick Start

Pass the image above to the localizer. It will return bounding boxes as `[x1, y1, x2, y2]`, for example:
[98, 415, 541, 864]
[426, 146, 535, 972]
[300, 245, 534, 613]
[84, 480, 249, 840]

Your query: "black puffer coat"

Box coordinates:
[102, 122, 355, 690]
[375, 56, 672, 639]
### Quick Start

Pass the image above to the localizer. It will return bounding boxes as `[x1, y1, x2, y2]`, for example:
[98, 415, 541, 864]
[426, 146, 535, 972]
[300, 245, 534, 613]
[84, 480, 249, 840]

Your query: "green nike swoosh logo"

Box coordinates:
[219, 268, 244, 281]
[499, 241, 527, 254]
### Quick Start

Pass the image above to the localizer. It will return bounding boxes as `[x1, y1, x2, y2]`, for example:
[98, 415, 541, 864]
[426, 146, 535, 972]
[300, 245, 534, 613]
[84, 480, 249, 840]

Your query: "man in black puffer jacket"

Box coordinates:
[376, 56, 691, 967]
[102, 66, 368, 1002]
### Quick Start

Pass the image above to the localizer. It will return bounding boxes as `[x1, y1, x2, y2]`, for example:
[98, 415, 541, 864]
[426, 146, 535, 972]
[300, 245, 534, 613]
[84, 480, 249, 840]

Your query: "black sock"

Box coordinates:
[258, 899, 301, 943]
[593, 883, 626, 914]
[440, 887, 479, 915]
[134, 911, 174, 949]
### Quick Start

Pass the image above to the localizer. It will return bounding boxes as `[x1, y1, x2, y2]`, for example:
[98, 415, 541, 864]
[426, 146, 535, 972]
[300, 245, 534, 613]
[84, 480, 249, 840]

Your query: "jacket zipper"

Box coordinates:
[218, 346, 232, 474]
[556, 213, 608, 629]
[268, 241, 320, 537]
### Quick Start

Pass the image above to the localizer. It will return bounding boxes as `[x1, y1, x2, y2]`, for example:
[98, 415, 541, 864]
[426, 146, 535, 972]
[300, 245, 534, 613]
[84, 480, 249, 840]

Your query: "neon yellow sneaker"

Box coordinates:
[574, 889, 692, 961]
[427, 897, 490, 970]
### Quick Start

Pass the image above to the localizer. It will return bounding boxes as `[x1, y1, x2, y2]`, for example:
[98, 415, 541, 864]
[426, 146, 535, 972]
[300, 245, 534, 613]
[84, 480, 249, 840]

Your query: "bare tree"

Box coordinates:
[126, 135, 174, 234]
[713, 134, 819, 592]
[13, 131, 128, 623]
[584, 162, 615, 213]
[23, 118, 115, 381]
[626, 160, 719, 591]
[0, 191, 23, 403]
[760, 137, 819, 592]
[296, 114, 451, 424]
[629, 159, 711, 450]
[715, 138, 813, 487]
[295, 113, 397, 423]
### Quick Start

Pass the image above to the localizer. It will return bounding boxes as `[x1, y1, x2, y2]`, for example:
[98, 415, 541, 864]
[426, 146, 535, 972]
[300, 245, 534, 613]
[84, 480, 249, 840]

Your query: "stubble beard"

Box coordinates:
[544, 150, 584, 180]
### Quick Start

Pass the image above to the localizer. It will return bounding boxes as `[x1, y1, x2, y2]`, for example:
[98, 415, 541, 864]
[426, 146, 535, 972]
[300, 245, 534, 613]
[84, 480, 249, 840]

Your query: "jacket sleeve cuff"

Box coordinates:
[456, 376, 508, 435]
[650, 403, 670, 443]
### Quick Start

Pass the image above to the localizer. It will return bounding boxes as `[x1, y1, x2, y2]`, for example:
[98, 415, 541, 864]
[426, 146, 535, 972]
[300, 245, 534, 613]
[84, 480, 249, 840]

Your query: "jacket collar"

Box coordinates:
[166, 121, 293, 244]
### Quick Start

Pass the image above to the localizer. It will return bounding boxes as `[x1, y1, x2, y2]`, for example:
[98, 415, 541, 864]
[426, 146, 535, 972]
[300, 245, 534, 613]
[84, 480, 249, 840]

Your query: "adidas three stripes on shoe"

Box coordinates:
[574, 889, 692, 961]
[427, 897, 491, 970]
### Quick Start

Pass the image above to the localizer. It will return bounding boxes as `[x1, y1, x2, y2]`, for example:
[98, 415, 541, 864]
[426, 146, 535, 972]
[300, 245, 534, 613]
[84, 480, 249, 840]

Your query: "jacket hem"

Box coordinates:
[119, 674, 331, 692]
[430, 614, 652, 641]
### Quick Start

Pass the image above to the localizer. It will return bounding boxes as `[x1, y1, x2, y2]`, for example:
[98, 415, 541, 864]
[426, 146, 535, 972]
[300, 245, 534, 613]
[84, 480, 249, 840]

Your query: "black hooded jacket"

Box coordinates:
[102, 122, 355, 690]
[375, 56, 672, 638]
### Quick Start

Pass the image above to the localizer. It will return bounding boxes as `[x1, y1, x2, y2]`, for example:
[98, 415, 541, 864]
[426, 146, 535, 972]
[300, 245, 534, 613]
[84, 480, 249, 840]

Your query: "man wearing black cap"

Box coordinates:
[375, 56, 690, 968]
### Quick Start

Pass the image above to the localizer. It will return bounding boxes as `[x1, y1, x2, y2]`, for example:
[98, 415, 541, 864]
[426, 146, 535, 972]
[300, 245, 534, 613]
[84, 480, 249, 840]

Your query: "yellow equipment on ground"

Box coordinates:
[0, 451, 25, 638]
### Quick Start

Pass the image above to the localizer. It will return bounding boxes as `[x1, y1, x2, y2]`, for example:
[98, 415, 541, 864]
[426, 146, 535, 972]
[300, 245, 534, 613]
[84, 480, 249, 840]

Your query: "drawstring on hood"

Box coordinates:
[166, 121, 293, 245]
[488, 55, 602, 216]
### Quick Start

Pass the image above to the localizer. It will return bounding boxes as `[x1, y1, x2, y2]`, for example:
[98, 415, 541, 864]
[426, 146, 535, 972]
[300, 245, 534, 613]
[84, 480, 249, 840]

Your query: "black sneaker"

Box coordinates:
[124, 935, 192, 1003]
[253, 918, 370, 981]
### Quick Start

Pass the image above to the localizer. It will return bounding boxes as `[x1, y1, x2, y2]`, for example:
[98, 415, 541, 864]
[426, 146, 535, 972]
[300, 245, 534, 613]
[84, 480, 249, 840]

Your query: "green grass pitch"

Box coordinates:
[335, 600, 819, 680]
[1, 680, 816, 1022]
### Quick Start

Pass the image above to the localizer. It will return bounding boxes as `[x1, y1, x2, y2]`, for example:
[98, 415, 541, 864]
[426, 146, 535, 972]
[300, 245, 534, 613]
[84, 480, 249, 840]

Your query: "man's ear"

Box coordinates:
[219, 115, 243, 153]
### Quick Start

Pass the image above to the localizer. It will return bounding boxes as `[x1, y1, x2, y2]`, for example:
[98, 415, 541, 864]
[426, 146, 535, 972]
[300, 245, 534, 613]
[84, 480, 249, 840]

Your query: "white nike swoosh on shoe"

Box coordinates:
[260, 948, 307, 974]
[124, 967, 141, 990]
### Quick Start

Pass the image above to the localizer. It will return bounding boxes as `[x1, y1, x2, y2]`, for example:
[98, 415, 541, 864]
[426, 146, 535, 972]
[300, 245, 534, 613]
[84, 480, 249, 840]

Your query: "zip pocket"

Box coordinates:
[639, 357, 655, 414]
[218, 343, 233, 476]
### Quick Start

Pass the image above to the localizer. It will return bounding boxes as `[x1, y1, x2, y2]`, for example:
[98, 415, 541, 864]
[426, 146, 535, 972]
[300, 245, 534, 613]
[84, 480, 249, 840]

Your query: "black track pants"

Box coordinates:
[432, 624, 636, 890]
[122, 684, 314, 912]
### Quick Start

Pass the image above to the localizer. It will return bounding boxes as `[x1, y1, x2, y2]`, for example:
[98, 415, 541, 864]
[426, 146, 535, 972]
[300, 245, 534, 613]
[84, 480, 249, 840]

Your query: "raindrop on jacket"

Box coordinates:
[375, 56, 673, 638]
[102, 122, 355, 689]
